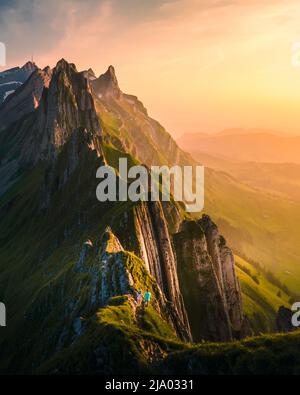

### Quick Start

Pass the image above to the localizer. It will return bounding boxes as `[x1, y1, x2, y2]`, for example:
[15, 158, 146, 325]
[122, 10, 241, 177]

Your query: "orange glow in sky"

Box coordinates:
[2, 0, 300, 136]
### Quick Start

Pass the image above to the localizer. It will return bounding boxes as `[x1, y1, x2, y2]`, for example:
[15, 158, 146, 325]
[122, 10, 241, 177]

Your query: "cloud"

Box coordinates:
[1, 0, 300, 137]
[0, 0, 293, 67]
[0, 0, 111, 65]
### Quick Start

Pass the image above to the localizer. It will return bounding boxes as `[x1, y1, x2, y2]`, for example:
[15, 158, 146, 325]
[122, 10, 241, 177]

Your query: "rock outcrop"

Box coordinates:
[134, 203, 245, 342]
[75, 228, 136, 308]
[0, 59, 103, 199]
[174, 215, 244, 342]
[91, 65, 121, 100]
[30, 59, 102, 163]
[73, 227, 189, 348]
[200, 215, 244, 333]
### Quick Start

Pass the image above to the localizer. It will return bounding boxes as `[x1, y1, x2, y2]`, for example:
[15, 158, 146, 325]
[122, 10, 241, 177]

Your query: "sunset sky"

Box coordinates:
[1, 0, 300, 137]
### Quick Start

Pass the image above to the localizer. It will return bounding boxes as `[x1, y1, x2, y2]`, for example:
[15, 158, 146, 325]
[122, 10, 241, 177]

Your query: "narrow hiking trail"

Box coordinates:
[135, 304, 144, 327]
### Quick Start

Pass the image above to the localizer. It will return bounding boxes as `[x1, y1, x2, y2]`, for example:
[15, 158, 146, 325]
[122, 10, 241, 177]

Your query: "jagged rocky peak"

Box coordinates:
[21, 60, 37, 73]
[100, 227, 124, 254]
[0, 64, 52, 128]
[33, 58, 102, 161]
[0, 58, 105, 199]
[91, 65, 121, 99]
[0, 60, 38, 104]
[83, 67, 97, 81]
[104, 65, 119, 86]
[55, 58, 77, 72]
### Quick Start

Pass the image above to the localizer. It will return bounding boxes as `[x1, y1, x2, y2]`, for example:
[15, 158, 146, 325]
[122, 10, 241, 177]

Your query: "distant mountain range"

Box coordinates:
[177, 130, 300, 164]
[215, 128, 299, 137]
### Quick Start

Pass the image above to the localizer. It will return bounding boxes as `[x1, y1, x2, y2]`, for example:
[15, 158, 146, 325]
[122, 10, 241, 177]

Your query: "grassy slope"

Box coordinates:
[96, 95, 300, 295]
[94, 98, 297, 335]
[37, 295, 186, 375]
[0, 116, 190, 373]
[0, 132, 145, 372]
[235, 255, 290, 333]
[37, 294, 300, 375]
[182, 150, 300, 294]
[1, 89, 298, 373]
[102, 124, 288, 335]
[164, 330, 300, 375]
[203, 166, 300, 294]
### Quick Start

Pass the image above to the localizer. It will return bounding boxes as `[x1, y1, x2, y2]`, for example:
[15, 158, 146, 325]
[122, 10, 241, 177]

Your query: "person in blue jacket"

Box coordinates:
[144, 290, 151, 307]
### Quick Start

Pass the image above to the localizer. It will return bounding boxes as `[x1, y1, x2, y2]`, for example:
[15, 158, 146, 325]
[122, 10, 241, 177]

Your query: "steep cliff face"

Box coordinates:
[174, 216, 245, 342]
[0, 59, 103, 198]
[134, 201, 192, 341]
[174, 220, 231, 341]
[30, 59, 102, 163]
[133, 200, 244, 342]
[91, 65, 122, 100]
[200, 215, 244, 333]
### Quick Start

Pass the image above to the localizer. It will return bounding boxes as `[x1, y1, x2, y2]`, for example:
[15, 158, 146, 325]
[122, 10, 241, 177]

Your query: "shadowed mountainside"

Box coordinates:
[0, 60, 296, 374]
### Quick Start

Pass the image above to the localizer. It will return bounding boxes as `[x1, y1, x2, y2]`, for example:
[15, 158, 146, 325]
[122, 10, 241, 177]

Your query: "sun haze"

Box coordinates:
[1, 0, 300, 137]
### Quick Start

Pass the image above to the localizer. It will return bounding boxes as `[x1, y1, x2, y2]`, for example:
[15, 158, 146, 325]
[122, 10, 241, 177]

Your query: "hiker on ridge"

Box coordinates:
[136, 290, 143, 306]
[144, 290, 151, 307]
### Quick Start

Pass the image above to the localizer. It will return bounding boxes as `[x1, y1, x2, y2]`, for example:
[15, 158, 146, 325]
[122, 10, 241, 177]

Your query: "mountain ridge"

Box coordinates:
[0, 58, 294, 374]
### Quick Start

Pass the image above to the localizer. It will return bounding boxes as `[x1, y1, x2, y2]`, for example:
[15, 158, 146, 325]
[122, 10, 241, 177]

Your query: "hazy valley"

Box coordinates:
[0, 60, 299, 374]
